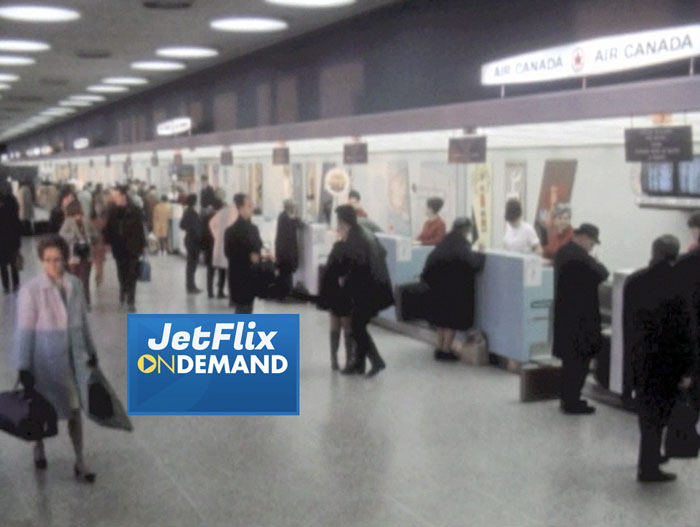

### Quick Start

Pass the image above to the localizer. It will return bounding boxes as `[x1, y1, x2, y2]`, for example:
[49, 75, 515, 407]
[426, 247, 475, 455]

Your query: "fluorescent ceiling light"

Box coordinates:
[59, 99, 92, 107]
[210, 17, 288, 32]
[0, 73, 19, 81]
[131, 60, 185, 71]
[87, 84, 129, 93]
[265, 0, 355, 6]
[40, 107, 75, 116]
[0, 55, 35, 66]
[156, 46, 219, 59]
[0, 39, 50, 52]
[69, 94, 106, 101]
[0, 83, 10, 90]
[102, 76, 149, 85]
[0, 5, 80, 22]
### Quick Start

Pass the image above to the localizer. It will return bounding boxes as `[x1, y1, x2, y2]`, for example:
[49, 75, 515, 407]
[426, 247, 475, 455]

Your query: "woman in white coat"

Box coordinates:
[209, 201, 237, 300]
[14, 235, 98, 483]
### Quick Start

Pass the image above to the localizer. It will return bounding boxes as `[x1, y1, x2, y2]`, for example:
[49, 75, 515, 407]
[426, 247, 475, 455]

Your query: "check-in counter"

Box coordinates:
[604, 269, 635, 396]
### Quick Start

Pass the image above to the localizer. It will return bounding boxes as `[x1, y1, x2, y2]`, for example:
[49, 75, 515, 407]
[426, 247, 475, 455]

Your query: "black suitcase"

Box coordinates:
[394, 282, 431, 322]
[665, 397, 700, 459]
[0, 388, 58, 442]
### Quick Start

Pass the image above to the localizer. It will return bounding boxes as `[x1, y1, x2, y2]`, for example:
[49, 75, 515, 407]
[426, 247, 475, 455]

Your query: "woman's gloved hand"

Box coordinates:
[19, 370, 35, 391]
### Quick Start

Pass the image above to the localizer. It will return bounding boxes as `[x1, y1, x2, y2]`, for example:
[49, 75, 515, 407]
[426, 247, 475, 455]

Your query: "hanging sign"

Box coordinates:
[151, 151, 159, 167]
[73, 137, 89, 150]
[343, 142, 368, 164]
[482, 24, 700, 85]
[157, 117, 192, 137]
[173, 151, 183, 166]
[273, 147, 290, 166]
[448, 136, 487, 164]
[323, 168, 350, 196]
[624, 126, 693, 162]
[220, 148, 233, 166]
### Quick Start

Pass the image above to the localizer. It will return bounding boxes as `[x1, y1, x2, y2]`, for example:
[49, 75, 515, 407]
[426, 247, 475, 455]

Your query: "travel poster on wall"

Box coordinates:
[386, 160, 412, 237]
[533, 160, 577, 244]
[318, 162, 337, 224]
[505, 161, 527, 216]
[305, 162, 318, 222]
[248, 163, 264, 215]
[469, 163, 493, 248]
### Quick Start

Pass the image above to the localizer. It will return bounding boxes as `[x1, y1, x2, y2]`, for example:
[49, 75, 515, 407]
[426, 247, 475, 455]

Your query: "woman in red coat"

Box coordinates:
[417, 197, 446, 246]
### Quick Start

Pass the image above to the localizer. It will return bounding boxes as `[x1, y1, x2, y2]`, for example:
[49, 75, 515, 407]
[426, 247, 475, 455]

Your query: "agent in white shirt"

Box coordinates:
[503, 199, 542, 255]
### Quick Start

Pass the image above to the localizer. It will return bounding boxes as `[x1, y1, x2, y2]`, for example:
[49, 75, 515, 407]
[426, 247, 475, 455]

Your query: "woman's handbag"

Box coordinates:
[665, 395, 700, 459]
[0, 385, 58, 441]
[85, 369, 133, 432]
[138, 257, 151, 282]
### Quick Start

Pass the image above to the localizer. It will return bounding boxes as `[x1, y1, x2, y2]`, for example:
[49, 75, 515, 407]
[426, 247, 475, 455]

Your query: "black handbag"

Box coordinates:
[0, 387, 58, 442]
[664, 396, 700, 459]
[394, 282, 431, 322]
[88, 373, 114, 420]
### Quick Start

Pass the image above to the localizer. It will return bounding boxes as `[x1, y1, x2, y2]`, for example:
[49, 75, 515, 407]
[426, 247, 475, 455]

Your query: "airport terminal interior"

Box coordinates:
[1, 1, 700, 526]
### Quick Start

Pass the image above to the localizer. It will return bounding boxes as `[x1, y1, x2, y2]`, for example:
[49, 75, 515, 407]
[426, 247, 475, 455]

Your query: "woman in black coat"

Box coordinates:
[421, 217, 485, 361]
[0, 183, 22, 293]
[180, 194, 203, 294]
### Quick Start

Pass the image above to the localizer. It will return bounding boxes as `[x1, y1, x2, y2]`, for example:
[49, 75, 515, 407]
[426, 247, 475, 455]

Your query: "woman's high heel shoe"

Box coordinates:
[74, 465, 96, 483]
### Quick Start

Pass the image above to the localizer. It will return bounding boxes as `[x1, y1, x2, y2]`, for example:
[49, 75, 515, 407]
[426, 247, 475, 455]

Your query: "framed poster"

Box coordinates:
[504, 161, 527, 215]
[248, 163, 263, 214]
[386, 160, 412, 237]
[318, 162, 337, 224]
[534, 160, 577, 244]
[469, 163, 493, 248]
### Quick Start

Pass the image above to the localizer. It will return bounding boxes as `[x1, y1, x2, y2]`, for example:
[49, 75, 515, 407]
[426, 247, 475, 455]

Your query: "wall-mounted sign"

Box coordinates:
[220, 148, 233, 166]
[482, 24, 700, 85]
[73, 137, 89, 150]
[343, 142, 368, 164]
[273, 147, 290, 166]
[624, 126, 693, 162]
[173, 151, 183, 166]
[448, 136, 487, 164]
[156, 117, 192, 137]
[323, 168, 350, 196]
[151, 151, 158, 167]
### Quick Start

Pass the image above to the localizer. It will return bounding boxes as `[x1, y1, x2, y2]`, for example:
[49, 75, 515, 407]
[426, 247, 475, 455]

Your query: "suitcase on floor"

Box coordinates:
[394, 282, 430, 322]
[665, 396, 700, 458]
[0, 388, 58, 442]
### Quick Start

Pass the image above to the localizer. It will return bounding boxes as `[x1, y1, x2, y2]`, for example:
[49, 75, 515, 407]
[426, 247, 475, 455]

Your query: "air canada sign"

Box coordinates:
[481, 24, 700, 85]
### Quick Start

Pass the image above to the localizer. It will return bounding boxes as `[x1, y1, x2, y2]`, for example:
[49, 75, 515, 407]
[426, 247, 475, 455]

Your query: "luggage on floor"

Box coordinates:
[0, 387, 58, 442]
[394, 282, 431, 322]
[665, 396, 700, 459]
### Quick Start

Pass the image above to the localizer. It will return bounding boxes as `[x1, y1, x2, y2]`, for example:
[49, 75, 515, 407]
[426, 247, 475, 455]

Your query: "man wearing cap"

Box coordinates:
[553, 223, 609, 414]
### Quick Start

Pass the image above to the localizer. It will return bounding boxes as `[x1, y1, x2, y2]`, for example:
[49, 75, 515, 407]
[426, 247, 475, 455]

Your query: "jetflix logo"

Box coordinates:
[481, 23, 700, 85]
[127, 315, 299, 415]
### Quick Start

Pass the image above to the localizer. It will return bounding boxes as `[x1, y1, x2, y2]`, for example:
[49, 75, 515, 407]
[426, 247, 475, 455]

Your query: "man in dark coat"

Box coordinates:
[624, 235, 698, 483]
[103, 186, 146, 312]
[274, 199, 302, 299]
[225, 193, 262, 314]
[199, 175, 216, 211]
[0, 181, 22, 293]
[553, 223, 609, 414]
[422, 217, 485, 361]
[336, 205, 393, 377]
[180, 194, 203, 294]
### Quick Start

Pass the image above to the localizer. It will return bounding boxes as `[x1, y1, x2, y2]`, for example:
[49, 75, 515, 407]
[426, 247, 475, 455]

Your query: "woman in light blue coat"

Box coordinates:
[14, 234, 97, 482]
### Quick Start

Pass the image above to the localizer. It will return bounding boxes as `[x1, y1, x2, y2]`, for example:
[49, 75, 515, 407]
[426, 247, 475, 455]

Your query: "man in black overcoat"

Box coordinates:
[624, 235, 698, 483]
[553, 223, 609, 414]
[225, 193, 262, 314]
[274, 199, 302, 299]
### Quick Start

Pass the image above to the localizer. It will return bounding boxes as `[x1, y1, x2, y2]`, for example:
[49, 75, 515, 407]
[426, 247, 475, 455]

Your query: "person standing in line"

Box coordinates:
[347, 190, 368, 218]
[0, 181, 22, 293]
[335, 205, 393, 377]
[209, 198, 237, 300]
[152, 195, 172, 255]
[543, 203, 574, 259]
[624, 235, 698, 483]
[15, 181, 34, 236]
[553, 223, 609, 414]
[48, 187, 76, 234]
[274, 199, 302, 299]
[144, 185, 159, 233]
[421, 217, 485, 361]
[103, 186, 146, 313]
[503, 198, 542, 255]
[201, 200, 223, 299]
[59, 201, 98, 307]
[180, 194, 203, 294]
[14, 235, 98, 482]
[200, 175, 216, 211]
[225, 193, 263, 314]
[90, 191, 108, 287]
[77, 183, 92, 226]
[416, 197, 447, 246]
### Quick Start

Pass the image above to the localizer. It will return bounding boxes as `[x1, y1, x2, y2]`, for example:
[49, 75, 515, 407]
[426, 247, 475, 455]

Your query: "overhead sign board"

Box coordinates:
[482, 24, 700, 85]
[272, 147, 290, 166]
[343, 142, 368, 164]
[448, 136, 487, 164]
[624, 126, 693, 162]
[73, 137, 89, 150]
[220, 148, 233, 166]
[157, 117, 192, 137]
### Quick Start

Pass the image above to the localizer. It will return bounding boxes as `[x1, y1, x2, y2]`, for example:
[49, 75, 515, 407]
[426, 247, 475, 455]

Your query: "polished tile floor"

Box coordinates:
[1, 239, 699, 527]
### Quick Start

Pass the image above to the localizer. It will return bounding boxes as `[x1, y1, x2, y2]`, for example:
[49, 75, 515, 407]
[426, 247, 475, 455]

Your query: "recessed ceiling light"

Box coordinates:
[131, 60, 185, 71]
[40, 107, 75, 116]
[0, 83, 10, 90]
[0, 55, 35, 66]
[265, 0, 355, 6]
[69, 94, 106, 101]
[0, 5, 80, 23]
[156, 46, 219, 59]
[59, 99, 92, 107]
[87, 84, 129, 93]
[210, 17, 288, 33]
[0, 73, 19, 81]
[0, 39, 50, 52]
[102, 76, 149, 85]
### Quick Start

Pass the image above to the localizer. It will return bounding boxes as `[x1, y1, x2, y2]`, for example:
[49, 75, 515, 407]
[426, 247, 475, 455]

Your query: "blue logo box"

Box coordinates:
[127, 314, 299, 415]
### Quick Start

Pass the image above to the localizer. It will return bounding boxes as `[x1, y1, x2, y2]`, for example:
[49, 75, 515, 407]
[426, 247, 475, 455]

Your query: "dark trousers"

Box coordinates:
[637, 393, 674, 475]
[275, 269, 293, 299]
[560, 354, 592, 408]
[207, 267, 226, 297]
[351, 310, 385, 371]
[186, 247, 199, 290]
[116, 257, 139, 306]
[234, 303, 253, 314]
[69, 259, 92, 306]
[0, 260, 19, 292]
